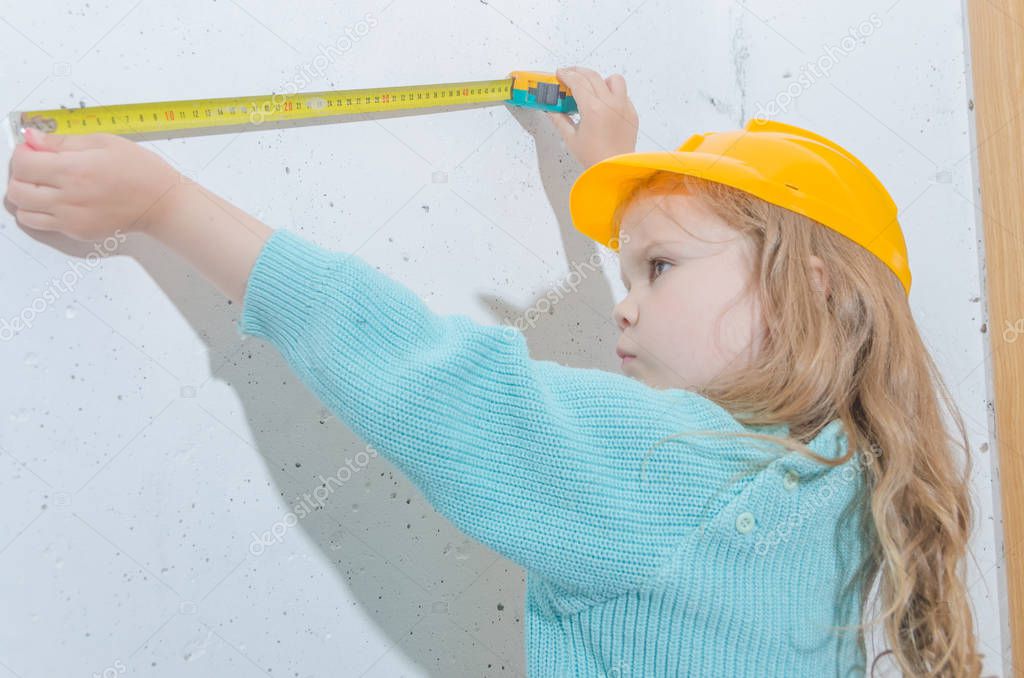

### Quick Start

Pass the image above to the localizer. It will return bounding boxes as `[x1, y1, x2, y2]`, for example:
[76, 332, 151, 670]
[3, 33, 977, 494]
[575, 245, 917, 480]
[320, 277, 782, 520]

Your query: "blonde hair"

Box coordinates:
[612, 170, 985, 677]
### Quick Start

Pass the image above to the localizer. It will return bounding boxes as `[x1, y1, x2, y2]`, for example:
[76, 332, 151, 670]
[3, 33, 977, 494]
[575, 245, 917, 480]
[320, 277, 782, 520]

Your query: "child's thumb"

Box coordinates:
[546, 111, 575, 140]
[24, 128, 77, 152]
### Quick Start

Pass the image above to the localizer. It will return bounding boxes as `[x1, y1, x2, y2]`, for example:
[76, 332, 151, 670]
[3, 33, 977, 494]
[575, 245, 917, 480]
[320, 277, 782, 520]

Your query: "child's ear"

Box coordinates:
[808, 255, 830, 296]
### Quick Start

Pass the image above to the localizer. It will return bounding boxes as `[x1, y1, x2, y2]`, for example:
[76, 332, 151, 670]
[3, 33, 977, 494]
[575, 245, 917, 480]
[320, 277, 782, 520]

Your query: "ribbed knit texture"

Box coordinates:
[239, 229, 870, 677]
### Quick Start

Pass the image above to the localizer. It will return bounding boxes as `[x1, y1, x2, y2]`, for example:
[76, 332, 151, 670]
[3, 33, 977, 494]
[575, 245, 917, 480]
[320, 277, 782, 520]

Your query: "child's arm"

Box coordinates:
[144, 179, 271, 303]
[6, 66, 635, 299]
[5, 128, 269, 304]
[236, 227, 767, 598]
[5, 82, 765, 598]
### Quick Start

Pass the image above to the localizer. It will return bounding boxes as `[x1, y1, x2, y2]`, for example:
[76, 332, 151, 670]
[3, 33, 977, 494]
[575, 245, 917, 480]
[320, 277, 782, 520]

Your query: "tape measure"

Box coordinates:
[9, 70, 576, 143]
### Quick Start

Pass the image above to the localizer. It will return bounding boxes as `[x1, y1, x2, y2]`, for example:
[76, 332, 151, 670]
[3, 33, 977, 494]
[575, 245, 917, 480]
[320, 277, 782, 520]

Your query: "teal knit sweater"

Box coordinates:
[239, 229, 871, 677]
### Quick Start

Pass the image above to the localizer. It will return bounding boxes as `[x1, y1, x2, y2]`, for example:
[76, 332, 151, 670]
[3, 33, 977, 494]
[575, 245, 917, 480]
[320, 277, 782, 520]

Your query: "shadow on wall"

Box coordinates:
[18, 104, 622, 676]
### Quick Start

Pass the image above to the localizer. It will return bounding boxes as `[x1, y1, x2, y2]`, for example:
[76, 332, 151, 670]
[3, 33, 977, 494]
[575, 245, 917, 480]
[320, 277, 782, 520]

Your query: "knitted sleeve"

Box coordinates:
[239, 229, 769, 596]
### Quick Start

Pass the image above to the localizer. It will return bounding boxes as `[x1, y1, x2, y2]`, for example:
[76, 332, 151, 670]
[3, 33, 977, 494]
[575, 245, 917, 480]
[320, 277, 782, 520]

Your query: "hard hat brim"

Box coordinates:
[569, 150, 755, 251]
[568, 144, 912, 296]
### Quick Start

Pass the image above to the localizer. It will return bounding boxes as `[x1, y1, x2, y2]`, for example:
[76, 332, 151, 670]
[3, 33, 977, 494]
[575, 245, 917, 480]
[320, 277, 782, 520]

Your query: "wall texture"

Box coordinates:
[0, 1, 1004, 676]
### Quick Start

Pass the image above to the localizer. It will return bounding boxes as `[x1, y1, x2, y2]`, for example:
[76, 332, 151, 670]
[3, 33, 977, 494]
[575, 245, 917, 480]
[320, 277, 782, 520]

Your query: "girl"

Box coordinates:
[5, 66, 984, 676]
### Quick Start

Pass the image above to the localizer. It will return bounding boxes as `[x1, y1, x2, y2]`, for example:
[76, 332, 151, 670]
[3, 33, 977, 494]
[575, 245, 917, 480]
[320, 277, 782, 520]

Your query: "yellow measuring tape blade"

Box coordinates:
[12, 77, 516, 139]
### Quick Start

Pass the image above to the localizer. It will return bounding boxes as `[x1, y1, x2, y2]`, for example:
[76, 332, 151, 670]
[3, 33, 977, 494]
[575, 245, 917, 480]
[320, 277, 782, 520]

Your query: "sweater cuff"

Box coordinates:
[238, 229, 342, 349]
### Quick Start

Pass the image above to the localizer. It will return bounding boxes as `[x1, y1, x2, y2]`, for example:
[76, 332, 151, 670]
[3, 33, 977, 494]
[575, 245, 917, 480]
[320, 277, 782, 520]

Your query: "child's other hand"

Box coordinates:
[5, 129, 182, 241]
[546, 66, 639, 169]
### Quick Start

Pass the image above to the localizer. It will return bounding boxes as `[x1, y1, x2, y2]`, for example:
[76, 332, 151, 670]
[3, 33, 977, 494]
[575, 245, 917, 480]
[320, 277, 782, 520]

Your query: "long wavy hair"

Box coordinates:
[611, 170, 985, 676]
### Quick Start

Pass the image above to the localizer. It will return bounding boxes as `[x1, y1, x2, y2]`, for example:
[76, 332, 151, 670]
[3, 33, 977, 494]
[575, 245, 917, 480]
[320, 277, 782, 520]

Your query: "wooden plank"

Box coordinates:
[965, 0, 1024, 673]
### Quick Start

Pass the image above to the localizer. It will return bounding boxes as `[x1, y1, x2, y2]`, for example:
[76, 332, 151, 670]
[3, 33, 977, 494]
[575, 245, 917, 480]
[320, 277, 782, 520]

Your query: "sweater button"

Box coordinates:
[735, 511, 756, 534]
[783, 470, 800, 491]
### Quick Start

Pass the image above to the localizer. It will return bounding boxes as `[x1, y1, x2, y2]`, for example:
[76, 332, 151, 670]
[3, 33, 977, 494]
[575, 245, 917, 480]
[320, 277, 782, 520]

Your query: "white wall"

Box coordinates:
[0, 1, 1005, 676]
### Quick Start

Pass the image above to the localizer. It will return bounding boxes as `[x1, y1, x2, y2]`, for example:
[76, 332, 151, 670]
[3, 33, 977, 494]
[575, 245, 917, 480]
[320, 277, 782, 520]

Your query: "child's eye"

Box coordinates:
[649, 258, 672, 281]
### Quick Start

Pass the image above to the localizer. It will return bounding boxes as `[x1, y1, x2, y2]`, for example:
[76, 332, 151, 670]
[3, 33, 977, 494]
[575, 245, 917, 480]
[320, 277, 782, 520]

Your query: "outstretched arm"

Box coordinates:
[237, 227, 765, 596]
[5, 128, 270, 302]
[5, 85, 766, 597]
[6, 64, 638, 304]
[146, 179, 272, 303]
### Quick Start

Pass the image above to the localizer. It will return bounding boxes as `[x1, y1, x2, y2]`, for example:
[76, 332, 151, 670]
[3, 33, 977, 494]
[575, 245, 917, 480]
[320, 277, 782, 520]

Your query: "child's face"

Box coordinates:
[614, 191, 765, 391]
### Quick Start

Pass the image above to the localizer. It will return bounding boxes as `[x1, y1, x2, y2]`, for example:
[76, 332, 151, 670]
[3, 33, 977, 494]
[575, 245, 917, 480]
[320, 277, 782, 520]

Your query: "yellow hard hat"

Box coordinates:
[568, 118, 911, 295]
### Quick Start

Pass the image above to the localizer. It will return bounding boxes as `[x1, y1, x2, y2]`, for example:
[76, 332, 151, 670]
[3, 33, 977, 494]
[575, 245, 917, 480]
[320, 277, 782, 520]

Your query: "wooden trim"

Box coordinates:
[965, 0, 1024, 674]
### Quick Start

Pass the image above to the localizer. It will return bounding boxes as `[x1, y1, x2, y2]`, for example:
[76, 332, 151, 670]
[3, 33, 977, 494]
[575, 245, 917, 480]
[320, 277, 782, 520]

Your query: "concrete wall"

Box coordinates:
[0, 1, 1004, 675]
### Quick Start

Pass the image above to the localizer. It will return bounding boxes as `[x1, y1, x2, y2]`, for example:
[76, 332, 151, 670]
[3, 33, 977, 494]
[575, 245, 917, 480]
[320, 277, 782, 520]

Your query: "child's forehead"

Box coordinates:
[619, 194, 709, 246]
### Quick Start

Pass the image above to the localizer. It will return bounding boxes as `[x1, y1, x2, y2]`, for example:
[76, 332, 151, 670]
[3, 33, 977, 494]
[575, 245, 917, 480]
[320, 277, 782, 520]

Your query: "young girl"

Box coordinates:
[5, 66, 984, 676]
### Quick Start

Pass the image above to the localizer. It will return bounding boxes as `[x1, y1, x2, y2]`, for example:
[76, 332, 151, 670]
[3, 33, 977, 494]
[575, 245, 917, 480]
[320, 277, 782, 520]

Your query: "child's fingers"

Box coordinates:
[6, 179, 61, 213]
[561, 66, 615, 104]
[605, 73, 628, 100]
[14, 208, 59, 232]
[11, 144, 66, 187]
[554, 67, 602, 110]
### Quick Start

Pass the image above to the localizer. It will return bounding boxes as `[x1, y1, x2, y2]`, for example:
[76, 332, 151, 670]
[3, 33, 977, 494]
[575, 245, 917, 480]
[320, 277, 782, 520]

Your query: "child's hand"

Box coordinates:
[5, 129, 182, 241]
[546, 66, 639, 169]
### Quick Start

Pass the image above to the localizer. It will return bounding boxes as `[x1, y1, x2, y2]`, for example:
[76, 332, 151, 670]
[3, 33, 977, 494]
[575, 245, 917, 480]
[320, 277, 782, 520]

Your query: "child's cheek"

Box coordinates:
[653, 282, 708, 352]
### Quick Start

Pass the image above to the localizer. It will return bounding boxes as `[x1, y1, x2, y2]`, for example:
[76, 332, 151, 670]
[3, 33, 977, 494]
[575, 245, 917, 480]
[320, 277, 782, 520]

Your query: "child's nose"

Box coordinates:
[613, 296, 637, 330]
